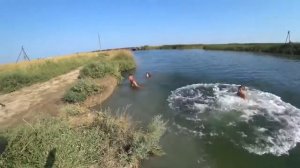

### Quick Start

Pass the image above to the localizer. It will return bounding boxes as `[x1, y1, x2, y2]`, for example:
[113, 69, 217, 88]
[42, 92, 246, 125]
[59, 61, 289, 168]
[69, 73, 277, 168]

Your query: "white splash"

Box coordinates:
[168, 83, 300, 156]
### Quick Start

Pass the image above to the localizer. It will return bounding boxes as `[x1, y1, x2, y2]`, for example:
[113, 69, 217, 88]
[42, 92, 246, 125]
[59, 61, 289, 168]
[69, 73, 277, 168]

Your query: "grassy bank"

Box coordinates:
[63, 50, 136, 103]
[140, 43, 300, 58]
[0, 107, 166, 168]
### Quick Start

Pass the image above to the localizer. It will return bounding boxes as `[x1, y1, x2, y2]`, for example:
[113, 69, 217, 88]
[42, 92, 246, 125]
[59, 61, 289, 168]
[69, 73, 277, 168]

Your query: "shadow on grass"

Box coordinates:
[0, 136, 8, 154]
[44, 148, 56, 168]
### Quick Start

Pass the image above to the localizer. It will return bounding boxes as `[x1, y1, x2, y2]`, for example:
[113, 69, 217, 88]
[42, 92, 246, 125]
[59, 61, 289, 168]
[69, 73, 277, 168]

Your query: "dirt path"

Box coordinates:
[0, 69, 81, 128]
[0, 67, 119, 129]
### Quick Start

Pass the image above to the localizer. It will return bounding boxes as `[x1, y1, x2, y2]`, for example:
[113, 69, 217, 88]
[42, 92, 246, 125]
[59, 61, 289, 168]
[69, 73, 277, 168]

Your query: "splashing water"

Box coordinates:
[168, 83, 300, 156]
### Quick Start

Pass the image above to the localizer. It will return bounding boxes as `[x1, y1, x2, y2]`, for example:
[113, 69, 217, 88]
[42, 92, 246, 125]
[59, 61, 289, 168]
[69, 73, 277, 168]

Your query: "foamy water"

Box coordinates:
[168, 83, 300, 156]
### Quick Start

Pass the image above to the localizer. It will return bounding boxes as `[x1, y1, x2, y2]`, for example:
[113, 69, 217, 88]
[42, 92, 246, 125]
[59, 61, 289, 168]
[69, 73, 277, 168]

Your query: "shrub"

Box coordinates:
[110, 51, 136, 72]
[129, 115, 167, 160]
[113, 59, 136, 72]
[63, 79, 103, 103]
[79, 62, 119, 79]
[63, 91, 87, 103]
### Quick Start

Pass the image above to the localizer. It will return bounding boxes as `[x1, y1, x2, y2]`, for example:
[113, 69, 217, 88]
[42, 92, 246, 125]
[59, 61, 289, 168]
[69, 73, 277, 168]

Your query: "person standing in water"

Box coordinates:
[128, 74, 141, 88]
[237, 85, 247, 99]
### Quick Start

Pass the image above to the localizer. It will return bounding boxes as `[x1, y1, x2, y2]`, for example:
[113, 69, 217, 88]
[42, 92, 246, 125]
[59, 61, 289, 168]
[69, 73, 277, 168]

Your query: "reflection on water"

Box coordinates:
[102, 50, 300, 168]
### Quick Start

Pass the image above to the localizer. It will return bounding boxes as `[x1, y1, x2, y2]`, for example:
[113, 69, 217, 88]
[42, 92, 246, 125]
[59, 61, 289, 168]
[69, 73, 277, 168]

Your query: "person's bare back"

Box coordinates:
[128, 74, 141, 88]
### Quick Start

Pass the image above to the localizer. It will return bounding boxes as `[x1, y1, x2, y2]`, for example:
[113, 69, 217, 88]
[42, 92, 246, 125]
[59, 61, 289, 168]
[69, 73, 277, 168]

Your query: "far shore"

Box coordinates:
[139, 43, 300, 58]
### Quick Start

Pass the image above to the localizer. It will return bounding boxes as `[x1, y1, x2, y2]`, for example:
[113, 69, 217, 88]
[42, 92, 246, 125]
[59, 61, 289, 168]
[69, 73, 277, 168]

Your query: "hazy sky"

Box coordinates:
[1, 0, 299, 63]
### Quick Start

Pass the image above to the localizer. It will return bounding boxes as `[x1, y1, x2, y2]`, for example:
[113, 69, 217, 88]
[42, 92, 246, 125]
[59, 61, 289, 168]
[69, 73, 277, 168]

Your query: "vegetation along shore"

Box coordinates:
[141, 43, 300, 58]
[0, 50, 166, 167]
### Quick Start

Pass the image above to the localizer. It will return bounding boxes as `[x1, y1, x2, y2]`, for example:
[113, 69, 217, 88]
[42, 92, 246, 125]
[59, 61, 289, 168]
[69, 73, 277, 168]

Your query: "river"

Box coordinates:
[102, 50, 300, 168]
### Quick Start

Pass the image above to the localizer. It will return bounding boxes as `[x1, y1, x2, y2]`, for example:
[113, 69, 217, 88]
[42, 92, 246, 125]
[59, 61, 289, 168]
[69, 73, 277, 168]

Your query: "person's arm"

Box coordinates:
[132, 81, 141, 88]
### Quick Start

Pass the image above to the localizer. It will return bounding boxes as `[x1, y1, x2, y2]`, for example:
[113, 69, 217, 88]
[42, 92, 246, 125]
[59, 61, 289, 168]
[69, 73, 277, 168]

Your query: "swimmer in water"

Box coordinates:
[128, 74, 141, 88]
[237, 85, 247, 99]
[146, 72, 151, 78]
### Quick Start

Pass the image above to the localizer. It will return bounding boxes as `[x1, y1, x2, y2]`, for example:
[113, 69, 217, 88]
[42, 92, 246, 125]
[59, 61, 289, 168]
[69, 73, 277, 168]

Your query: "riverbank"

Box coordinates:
[0, 50, 133, 127]
[0, 50, 166, 167]
[141, 43, 300, 58]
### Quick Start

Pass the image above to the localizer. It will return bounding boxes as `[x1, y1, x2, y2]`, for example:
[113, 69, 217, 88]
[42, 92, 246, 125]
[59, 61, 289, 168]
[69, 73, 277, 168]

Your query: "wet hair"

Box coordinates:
[238, 85, 246, 91]
[146, 72, 151, 77]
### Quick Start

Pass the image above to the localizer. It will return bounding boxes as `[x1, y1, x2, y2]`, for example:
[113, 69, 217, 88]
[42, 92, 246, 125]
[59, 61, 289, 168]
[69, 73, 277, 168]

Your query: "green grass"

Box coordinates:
[0, 110, 166, 168]
[63, 79, 103, 103]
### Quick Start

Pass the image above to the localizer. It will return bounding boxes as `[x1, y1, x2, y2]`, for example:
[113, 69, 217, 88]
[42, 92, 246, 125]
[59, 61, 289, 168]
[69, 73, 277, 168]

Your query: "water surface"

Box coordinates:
[102, 50, 300, 168]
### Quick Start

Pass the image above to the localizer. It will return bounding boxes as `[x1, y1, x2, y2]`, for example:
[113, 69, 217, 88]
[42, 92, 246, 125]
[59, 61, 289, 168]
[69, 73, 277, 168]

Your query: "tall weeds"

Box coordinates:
[0, 109, 166, 168]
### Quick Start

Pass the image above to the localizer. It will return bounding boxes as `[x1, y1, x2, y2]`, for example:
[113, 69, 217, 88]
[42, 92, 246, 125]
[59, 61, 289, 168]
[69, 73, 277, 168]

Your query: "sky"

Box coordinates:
[0, 0, 300, 63]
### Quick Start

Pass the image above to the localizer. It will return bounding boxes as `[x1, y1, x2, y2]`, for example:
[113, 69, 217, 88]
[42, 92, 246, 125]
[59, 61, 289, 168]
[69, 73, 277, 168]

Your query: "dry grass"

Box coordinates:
[0, 52, 100, 75]
[0, 50, 133, 75]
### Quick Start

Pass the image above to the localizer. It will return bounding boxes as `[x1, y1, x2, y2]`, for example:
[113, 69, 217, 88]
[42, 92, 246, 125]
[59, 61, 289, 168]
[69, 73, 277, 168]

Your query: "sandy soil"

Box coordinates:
[0, 69, 117, 129]
[83, 77, 117, 108]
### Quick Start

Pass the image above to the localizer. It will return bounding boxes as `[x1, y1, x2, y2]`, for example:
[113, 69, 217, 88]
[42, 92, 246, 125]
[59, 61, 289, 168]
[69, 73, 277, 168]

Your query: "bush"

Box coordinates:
[113, 59, 136, 72]
[63, 91, 87, 103]
[63, 79, 103, 103]
[0, 111, 166, 168]
[79, 62, 119, 79]
[110, 50, 136, 72]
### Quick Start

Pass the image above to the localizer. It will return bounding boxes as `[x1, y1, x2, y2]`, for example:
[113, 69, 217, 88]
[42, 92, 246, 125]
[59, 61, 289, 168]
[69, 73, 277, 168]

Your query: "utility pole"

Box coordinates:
[285, 30, 291, 44]
[284, 31, 294, 55]
[16, 46, 31, 63]
[98, 33, 101, 51]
